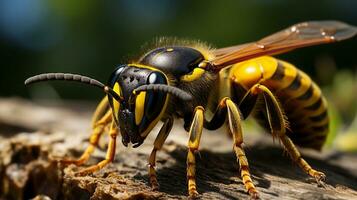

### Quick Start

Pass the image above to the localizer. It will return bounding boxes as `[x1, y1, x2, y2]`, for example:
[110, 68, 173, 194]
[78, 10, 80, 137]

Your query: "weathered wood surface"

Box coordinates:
[0, 98, 356, 200]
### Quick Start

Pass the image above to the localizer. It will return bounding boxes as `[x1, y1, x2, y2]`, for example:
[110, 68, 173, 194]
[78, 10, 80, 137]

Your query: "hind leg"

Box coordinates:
[242, 84, 325, 182]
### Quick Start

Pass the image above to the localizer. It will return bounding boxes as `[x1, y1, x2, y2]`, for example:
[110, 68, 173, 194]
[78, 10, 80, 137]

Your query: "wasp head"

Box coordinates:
[25, 64, 192, 149]
[107, 64, 170, 148]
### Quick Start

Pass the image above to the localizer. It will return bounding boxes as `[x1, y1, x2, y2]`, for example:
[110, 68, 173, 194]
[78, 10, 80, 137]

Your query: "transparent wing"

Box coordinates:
[210, 21, 357, 70]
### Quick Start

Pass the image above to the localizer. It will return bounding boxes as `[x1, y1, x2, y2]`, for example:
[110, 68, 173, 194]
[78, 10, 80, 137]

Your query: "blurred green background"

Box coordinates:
[0, 0, 356, 150]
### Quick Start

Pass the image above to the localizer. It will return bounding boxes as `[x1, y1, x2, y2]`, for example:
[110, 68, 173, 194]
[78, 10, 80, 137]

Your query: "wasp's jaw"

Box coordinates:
[118, 108, 146, 148]
[121, 131, 144, 148]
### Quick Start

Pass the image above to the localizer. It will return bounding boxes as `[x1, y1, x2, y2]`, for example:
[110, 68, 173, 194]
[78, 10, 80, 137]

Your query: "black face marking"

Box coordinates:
[271, 61, 285, 80]
[139, 46, 204, 78]
[286, 73, 302, 90]
[119, 68, 151, 100]
[297, 84, 313, 100]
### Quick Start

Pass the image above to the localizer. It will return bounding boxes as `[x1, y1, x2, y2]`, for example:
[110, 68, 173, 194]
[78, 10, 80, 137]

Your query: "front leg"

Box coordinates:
[186, 106, 204, 198]
[60, 109, 112, 166]
[76, 121, 118, 175]
[148, 117, 174, 190]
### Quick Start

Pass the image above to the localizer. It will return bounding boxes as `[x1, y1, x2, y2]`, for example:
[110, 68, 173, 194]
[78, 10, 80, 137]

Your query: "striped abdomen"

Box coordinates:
[228, 56, 329, 150]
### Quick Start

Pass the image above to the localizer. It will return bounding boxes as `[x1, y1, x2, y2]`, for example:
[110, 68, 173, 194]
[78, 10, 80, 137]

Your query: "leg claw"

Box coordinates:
[75, 171, 89, 176]
[248, 189, 260, 200]
[314, 172, 327, 188]
[188, 190, 200, 199]
[150, 182, 159, 191]
[75, 168, 94, 176]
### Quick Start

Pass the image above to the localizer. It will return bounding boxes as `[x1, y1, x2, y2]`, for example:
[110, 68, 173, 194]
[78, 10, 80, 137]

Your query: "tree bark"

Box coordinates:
[0, 98, 356, 200]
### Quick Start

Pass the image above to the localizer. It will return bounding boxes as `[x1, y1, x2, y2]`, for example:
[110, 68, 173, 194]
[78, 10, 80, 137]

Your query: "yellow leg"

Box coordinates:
[76, 121, 118, 175]
[186, 106, 204, 198]
[91, 96, 110, 128]
[225, 98, 259, 198]
[60, 109, 112, 166]
[148, 117, 173, 190]
[251, 84, 325, 182]
[280, 136, 326, 183]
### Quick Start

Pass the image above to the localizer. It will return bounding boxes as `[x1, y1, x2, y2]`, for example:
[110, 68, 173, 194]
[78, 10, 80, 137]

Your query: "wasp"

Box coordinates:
[25, 21, 357, 198]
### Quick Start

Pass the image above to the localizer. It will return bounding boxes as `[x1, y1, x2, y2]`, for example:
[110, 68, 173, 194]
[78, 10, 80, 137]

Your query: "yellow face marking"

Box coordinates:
[135, 91, 146, 125]
[180, 68, 205, 82]
[166, 48, 174, 52]
[113, 83, 121, 119]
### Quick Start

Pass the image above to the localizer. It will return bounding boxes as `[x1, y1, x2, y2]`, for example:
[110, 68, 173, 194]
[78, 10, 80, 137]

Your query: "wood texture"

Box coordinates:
[0, 98, 356, 200]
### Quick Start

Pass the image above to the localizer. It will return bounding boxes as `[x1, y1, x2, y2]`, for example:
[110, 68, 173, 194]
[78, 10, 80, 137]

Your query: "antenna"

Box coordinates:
[25, 73, 123, 102]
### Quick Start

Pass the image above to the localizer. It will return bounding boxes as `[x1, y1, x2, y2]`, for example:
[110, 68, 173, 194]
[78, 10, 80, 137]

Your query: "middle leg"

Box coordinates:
[225, 98, 259, 198]
[204, 97, 258, 198]
[186, 106, 204, 197]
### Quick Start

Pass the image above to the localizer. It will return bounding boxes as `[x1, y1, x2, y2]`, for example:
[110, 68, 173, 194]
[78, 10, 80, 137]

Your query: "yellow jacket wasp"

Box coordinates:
[25, 21, 357, 198]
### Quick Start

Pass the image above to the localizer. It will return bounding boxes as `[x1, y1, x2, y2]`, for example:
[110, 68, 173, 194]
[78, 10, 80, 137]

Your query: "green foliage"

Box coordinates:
[328, 71, 357, 151]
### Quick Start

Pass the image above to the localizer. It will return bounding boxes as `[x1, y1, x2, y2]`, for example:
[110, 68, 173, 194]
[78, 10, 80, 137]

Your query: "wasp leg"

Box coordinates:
[247, 84, 326, 183]
[60, 109, 112, 166]
[204, 97, 258, 198]
[186, 106, 204, 198]
[90, 96, 110, 127]
[226, 98, 259, 198]
[148, 117, 174, 190]
[76, 121, 118, 175]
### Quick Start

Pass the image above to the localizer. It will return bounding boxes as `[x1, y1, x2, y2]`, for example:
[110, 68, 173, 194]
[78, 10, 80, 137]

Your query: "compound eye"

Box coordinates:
[148, 73, 157, 84]
[108, 64, 127, 87]
[116, 66, 125, 74]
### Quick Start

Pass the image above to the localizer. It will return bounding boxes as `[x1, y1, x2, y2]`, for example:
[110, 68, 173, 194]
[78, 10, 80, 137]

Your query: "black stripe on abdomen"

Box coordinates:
[309, 110, 328, 122]
[285, 73, 302, 90]
[271, 61, 285, 80]
[305, 97, 322, 111]
[297, 84, 313, 100]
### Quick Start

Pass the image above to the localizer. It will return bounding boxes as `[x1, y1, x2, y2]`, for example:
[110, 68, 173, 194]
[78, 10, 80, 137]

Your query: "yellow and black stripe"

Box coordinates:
[227, 56, 329, 150]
